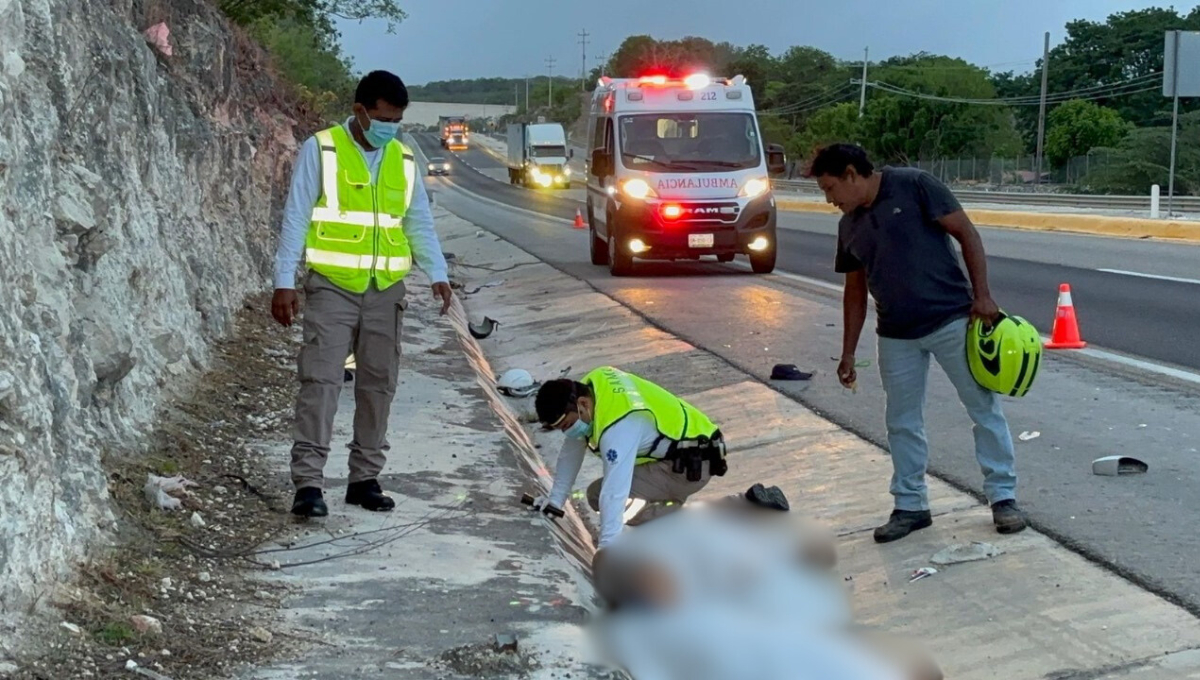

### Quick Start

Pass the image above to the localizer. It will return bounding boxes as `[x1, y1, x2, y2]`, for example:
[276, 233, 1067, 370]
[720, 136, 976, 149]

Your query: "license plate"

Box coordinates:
[688, 233, 714, 248]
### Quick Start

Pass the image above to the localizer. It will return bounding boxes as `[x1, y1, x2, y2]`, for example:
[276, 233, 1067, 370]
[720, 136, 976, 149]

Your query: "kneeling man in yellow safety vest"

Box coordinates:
[531, 366, 736, 552]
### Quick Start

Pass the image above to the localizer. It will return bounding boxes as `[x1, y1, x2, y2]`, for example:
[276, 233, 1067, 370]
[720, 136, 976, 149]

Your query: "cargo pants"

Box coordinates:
[290, 272, 407, 490]
[586, 461, 712, 526]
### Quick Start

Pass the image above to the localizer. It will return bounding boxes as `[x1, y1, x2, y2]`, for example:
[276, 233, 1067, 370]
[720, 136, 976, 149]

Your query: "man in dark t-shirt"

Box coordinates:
[807, 143, 1025, 543]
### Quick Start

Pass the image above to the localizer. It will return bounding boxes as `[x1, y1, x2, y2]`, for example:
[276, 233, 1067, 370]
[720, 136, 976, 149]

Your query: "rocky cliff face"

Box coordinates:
[0, 0, 298, 634]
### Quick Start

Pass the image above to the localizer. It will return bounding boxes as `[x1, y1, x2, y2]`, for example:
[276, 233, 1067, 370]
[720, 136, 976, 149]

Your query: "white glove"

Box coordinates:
[529, 495, 553, 512]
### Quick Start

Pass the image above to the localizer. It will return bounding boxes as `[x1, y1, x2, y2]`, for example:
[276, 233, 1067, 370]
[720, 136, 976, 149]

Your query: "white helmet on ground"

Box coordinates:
[497, 368, 538, 398]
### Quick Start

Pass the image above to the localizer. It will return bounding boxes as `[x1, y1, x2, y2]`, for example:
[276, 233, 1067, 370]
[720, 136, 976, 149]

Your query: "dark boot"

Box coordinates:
[873, 509, 933, 543]
[345, 479, 396, 512]
[291, 487, 329, 518]
[991, 500, 1028, 534]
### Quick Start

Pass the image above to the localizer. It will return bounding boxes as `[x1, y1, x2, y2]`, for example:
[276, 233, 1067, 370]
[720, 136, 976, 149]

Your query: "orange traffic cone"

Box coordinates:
[1045, 283, 1087, 349]
[572, 209, 586, 229]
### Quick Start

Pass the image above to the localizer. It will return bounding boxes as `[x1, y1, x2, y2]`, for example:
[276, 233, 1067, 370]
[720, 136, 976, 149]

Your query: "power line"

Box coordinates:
[760, 83, 858, 115]
[856, 71, 1161, 107]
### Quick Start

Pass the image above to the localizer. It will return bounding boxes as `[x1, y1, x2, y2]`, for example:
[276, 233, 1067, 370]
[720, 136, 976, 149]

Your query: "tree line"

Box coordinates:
[586, 7, 1200, 194]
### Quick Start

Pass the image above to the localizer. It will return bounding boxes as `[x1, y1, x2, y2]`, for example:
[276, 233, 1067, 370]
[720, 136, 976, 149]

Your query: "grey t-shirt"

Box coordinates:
[834, 167, 974, 340]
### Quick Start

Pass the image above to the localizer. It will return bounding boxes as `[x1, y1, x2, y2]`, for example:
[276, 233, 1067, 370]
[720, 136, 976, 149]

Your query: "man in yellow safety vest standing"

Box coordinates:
[271, 70, 452, 517]
[531, 367, 787, 558]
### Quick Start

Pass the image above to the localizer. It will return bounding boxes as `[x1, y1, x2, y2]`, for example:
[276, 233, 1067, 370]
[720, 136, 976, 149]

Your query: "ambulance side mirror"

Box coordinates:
[592, 149, 612, 176]
[766, 144, 787, 178]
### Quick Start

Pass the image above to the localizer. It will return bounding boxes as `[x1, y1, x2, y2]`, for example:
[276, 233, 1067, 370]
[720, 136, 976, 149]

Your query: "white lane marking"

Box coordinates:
[1098, 268, 1200, 285]
[726, 260, 845, 293]
[1049, 339, 1200, 387]
[423, 148, 1200, 390]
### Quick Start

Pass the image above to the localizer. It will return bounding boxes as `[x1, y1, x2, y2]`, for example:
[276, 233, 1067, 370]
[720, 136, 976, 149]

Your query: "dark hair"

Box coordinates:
[355, 70, 409, 109]
[805, 143, 874, 179]
[535, 379, 590, 425]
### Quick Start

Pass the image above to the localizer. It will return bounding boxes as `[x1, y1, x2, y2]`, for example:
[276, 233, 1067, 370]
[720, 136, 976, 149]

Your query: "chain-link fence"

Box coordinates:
[903, 152, 1118, 189]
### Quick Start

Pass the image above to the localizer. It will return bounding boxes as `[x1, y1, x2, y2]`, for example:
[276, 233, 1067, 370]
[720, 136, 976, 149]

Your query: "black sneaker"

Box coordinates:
[291, 487, 328, 518]
[991, 500, 1028, 534]
[745, 483, 790, 511]
[345, 479, 396, 512]
[873, 509, 933, 543]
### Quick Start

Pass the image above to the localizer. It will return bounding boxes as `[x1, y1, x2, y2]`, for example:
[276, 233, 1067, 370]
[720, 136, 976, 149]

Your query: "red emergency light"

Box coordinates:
[660, 204, 683, 220]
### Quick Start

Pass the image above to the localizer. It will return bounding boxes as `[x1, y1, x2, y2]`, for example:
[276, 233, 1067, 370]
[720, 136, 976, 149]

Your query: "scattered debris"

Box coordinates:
[1018, 431, 1041, 441]
[143, 474, 197, 510]
[1092, 455, 1149, 476]
[60, 622, 82, 635]
[197, 571, 212, 583]
[127, 660, 176, 680]
[130, 615, 163, 636]
[189, 512, 206, 528]
[249, 627, 273, 644]
[468, 316, 499, 339]
[931, 542, 1004, 566]
[437, 642, 538, 676]
[770, 364, 813, 381]
[909, 567, 938, 583]
[493, 633, 519, 654]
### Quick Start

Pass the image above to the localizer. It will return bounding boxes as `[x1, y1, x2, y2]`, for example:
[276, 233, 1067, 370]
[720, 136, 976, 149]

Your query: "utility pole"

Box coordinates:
[1034, 31, 1051, 189]
[595, 52, 608, 78]
[546, 56, 557, 108]
[1168, 29, 1182, 216]
[858, 47, 869, 118]
[578, 29, 590, 91]
[524, 75, 530, 113]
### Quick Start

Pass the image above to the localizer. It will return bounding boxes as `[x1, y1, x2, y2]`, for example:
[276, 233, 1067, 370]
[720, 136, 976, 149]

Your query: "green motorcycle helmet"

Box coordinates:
[967, 312, 1043, 397]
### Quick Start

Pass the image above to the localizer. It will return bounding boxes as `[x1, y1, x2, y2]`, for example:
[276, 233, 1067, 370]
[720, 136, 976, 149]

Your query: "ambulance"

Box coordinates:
[585, 73, 784, 276]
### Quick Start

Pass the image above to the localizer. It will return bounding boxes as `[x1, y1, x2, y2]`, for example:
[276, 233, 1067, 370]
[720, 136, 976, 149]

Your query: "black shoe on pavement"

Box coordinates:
[345, 479, 396, 512]
[873, 509, 933, 543]
[991, 499, 1028, 534]
[291, 487, 329, 518]
[745, 483, 791, 511]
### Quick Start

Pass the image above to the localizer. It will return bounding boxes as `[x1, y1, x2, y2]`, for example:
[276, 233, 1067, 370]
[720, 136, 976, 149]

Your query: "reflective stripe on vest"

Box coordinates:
[305, 126, 417, 294]
[583, 366, 720, 465]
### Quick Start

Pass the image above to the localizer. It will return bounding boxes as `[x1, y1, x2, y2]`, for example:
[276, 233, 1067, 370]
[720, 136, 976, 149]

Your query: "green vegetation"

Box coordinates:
[216, 0, 408, 121]
[575, 6, 1200, 193]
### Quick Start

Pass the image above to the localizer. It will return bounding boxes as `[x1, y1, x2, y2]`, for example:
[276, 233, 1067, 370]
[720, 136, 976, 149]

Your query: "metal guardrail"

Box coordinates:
[772, 178, 1200, 213]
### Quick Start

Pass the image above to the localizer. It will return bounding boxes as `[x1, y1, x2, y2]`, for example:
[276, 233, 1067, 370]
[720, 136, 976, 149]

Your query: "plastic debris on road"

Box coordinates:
[1018, 431, 1041, 441]
[468, 316, 499, 339]
[909, 567, 938, 582]
[930, 542, 1004, 566]
[1092, 455, 1149, 476]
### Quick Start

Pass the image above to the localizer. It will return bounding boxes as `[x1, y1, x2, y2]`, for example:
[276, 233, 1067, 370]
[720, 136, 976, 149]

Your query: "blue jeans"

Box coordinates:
[876, 316, 1017, 511]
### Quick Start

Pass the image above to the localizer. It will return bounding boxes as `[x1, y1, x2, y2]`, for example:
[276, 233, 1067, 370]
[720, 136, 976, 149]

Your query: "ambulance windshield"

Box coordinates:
[618, 113, 761, 173]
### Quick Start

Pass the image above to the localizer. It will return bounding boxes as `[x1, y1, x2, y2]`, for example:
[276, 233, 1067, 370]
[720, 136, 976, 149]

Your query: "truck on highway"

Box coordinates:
[506, 122, 572, 189]
[439, 116, 468, 150]
[584, 73, 785, 276]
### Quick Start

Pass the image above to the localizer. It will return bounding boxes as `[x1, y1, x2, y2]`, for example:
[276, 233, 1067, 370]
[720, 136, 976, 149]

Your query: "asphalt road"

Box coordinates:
[416, 133, 1200, 615]
[433, 135, 1200, 372]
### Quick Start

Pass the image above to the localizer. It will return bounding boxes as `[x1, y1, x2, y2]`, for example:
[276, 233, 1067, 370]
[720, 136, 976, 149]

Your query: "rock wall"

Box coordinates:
[0, 0, 300, 637]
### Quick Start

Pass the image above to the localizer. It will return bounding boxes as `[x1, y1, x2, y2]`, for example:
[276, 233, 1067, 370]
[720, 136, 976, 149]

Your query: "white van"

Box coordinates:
[585, 73, 783, 276]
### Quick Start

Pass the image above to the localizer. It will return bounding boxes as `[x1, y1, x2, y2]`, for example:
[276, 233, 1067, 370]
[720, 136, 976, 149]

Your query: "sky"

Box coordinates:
[335, 0, 1181, 86]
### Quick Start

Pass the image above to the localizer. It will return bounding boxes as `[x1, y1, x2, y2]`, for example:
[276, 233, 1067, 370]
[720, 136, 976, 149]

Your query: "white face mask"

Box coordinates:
[565, 417, 592, 440]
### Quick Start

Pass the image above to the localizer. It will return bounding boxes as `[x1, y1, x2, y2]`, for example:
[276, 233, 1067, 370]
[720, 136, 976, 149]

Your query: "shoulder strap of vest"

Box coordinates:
[314, 128, 340, 210]
[389, 139, 418, 205]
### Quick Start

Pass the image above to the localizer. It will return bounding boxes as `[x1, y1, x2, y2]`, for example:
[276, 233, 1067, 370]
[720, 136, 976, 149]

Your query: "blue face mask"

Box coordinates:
[564, 418, 592, 440]
[363, 117, 401, 148]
